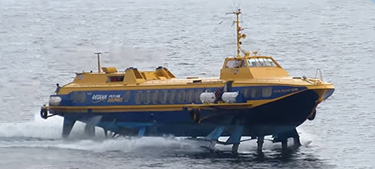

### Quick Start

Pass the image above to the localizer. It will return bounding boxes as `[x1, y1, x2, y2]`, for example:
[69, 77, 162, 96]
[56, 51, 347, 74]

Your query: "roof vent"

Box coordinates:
[102, 67, 117, 74]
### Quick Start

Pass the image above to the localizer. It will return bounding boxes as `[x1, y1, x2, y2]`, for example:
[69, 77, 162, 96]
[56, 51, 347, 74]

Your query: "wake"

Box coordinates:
[0, 113, 313, 154]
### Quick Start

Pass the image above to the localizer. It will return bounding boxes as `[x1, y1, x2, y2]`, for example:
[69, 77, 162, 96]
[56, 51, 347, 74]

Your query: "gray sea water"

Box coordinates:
[0, 0, 374, 168]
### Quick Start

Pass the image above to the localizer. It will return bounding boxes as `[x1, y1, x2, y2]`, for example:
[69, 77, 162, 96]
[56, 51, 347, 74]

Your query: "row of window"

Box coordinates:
[241, 87, 273, 98]
[133, 89, 204, 104]
[69, 87, 275, 104]
[225, 58, 278, 68]
[131, 87, 273, 105]
[248, 58, 277, 67]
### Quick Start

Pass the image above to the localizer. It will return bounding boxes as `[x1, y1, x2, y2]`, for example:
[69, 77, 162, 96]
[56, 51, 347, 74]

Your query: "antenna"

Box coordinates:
[95, 52, 102, 73]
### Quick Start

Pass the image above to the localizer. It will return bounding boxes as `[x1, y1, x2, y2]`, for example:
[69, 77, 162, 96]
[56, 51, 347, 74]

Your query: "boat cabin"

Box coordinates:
[220, 55, 289, 80]
[72, 66, 176, 85]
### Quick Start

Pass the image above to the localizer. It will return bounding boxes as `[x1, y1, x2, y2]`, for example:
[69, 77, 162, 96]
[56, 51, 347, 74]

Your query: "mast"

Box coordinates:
[95, 52, 102, 73]
[233, 9, 246, 58]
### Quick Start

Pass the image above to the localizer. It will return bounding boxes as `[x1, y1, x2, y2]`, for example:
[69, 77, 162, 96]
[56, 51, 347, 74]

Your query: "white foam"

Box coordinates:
[0, 114, 63, 139]
[51, 137, 203, 153]
[0, 113, 203, 153]
[0, 112, 316, 154]
[296, 127, 315, 147]
[0, 136, 204, 155]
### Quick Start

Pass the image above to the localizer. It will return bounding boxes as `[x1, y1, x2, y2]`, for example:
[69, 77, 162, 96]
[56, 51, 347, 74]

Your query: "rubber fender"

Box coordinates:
[40, 108, 48, 119]
[189, 109, 201, 123]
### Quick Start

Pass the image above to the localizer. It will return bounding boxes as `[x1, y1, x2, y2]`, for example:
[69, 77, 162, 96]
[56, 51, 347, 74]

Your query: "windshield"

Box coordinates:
[225, 60, 246, 68]
[248, 58, 277, 67]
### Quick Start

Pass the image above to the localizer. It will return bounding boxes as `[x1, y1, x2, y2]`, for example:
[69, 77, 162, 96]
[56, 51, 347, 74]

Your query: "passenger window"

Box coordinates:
[251, 88, 262, 98]
[262, 87, 272, 97]
[107, 76, 124, 82]
[124, 91, 131, 102]
[143, 91, 151, 104]
[169, 90, 176, 103]
[151, 91, 159, 104]
[241, 88, 250, 98]
[177, 90, 186, 103]
[159, 90, 168, 104]
[186, 90, 195, 103]
[135, 91, 142, 104]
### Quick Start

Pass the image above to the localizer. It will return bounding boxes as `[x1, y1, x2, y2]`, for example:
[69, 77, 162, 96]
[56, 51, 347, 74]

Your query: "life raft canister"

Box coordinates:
[189, 109, 201, 123]
[40, 108, 48, 119]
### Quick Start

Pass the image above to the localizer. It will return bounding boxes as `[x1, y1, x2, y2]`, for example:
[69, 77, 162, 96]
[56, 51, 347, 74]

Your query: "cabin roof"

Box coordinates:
[63, 75, 325, 89]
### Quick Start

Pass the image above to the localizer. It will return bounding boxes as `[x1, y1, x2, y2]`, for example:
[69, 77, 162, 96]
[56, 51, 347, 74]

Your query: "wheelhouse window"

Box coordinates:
[225, 60, 246, 68]
[107, 76, 124, 82]
[248, 58, 277, 67]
